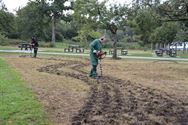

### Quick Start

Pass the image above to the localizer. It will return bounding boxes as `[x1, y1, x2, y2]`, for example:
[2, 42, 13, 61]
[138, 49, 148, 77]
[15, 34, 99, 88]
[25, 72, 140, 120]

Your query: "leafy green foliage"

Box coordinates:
[73, 0, 131, 58]
[0, 0, 187, 51]
[16, 1, 51, 40]
[150, 22, 178, 44]
[175, 21, 188, 41]
[0, 32, 7, 45]
[157, 0, 188, 21]
[73, 0, 106, 43]
[57, 21, 78, 40]
[0, 10, 16, 38]
[135, 9, 160, 45]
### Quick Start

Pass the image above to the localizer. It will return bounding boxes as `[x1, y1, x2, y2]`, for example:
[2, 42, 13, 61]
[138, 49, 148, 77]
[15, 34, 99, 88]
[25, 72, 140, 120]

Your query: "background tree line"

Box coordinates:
[0, 0, 187, 58]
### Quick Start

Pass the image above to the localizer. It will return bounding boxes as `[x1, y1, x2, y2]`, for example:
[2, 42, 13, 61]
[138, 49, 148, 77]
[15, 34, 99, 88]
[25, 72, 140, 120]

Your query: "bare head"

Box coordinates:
[99, 36, 107, 44]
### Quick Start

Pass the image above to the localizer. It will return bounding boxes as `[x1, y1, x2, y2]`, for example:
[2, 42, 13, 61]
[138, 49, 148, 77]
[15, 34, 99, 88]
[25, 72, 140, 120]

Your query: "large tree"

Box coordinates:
[0, 1, 16, 38]
[157, 0, 188, 21]
[156, 0, 188, 51]
[16, 0, 73, 44]
[135, 9, 160, 46]
[150, 22, 178, 49]
[73, 0, 129, 59]
[16, 0, 50, 40]
[45, 0, 73, 46]
[73, 0, 106, 46]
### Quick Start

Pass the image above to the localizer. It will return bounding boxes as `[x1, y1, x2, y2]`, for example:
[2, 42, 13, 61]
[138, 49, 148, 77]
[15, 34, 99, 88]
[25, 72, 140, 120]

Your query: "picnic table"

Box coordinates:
[18, 43, 32, 50]
[155, 49, 163, 57]
[109, 47, 128, 56]
[155, 48, 176, 57]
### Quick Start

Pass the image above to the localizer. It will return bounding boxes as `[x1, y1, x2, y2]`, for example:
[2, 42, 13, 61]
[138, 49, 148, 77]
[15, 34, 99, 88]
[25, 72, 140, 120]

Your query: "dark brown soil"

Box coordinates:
[37, 59, 188, 125]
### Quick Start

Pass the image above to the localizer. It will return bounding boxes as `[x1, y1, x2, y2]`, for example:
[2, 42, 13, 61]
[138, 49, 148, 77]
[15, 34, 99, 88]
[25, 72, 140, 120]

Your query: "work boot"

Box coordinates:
[91, 71, 97, 78]
[89, 71, 93, 77]
[89, 71, 97, 78]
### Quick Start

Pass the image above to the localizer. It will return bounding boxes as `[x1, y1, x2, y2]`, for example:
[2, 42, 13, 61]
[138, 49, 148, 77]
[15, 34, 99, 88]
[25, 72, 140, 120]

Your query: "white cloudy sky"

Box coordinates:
[3, 0, 132, 13]
[3, 0, 28, 13]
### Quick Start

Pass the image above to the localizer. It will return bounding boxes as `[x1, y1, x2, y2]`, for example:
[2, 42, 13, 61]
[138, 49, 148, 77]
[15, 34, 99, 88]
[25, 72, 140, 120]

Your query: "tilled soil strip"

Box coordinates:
[37, 59, 188, 125]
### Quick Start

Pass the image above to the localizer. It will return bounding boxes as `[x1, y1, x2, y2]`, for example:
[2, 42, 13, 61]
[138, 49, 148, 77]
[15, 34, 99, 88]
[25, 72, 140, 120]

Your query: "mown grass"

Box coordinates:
[1, 44, 188, 58]
[177, 51, 188, 58]
[127, 50, 153, 57]
[0, 58, 48, 125]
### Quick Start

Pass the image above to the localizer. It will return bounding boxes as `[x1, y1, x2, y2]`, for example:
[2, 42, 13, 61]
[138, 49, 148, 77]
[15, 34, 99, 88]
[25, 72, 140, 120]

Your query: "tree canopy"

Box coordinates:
[0, 0, 188, 57]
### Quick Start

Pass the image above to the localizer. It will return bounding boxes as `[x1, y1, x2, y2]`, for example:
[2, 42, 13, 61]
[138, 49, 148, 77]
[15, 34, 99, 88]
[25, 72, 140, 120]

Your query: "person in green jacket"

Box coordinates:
[89, 36, 107, 78]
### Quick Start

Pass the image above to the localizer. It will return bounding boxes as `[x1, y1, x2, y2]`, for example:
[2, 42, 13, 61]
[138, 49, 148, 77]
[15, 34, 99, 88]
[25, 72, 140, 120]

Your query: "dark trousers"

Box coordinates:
[33, 48, 38, 57]
[90, 65, 97, 76]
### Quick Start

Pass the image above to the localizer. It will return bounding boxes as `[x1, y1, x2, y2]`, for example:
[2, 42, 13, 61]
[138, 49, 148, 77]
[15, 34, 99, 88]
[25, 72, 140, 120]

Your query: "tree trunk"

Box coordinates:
[51, 15, 56, 47]
[111, 33, 118, 59]
[183, 42, 186, 54]
[159, 43, 162, 48]
[158, 43, 160, 49]
[150, 42, 153, 51]
[164, 43, 167, 48]
[155, 43, 158, 49]
[108, 29, 118, 59]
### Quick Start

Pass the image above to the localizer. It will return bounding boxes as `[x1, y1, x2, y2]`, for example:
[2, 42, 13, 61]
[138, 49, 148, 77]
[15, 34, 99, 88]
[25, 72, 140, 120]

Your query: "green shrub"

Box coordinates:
[0, 33, 8, 45]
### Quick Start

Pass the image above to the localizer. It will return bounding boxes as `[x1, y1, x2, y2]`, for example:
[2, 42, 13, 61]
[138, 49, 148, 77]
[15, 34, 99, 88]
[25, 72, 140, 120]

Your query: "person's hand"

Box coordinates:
[93, 50, 101, 55]
[93, 50, 97, 53]
[96, 51, 101, 55]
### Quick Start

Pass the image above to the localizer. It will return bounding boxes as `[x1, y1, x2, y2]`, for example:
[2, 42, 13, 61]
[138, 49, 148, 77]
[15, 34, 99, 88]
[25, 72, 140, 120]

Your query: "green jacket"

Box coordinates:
[89, 39, 102, 65]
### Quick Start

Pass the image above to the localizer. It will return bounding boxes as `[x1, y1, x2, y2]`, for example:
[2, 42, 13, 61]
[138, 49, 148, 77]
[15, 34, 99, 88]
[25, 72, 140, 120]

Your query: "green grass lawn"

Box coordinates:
[126, 50, 153, 57]
[0, 46, 17, 50]
[0, 59, 48, 125]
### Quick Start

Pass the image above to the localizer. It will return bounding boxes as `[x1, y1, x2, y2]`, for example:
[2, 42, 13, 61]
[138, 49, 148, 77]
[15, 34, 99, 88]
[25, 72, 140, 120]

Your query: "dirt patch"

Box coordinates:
[36, 58, 188, 125]
[3, 56, 188, 125]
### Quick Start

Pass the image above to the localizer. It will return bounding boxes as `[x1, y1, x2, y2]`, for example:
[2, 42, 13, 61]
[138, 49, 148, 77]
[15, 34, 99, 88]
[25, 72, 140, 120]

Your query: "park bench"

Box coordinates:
[18, 43, 32, 50]
[109, 47, 128, 56]
[64, 48, 72, 53]
[64, 44, 84, 53]
[76, 48, 85, 53]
